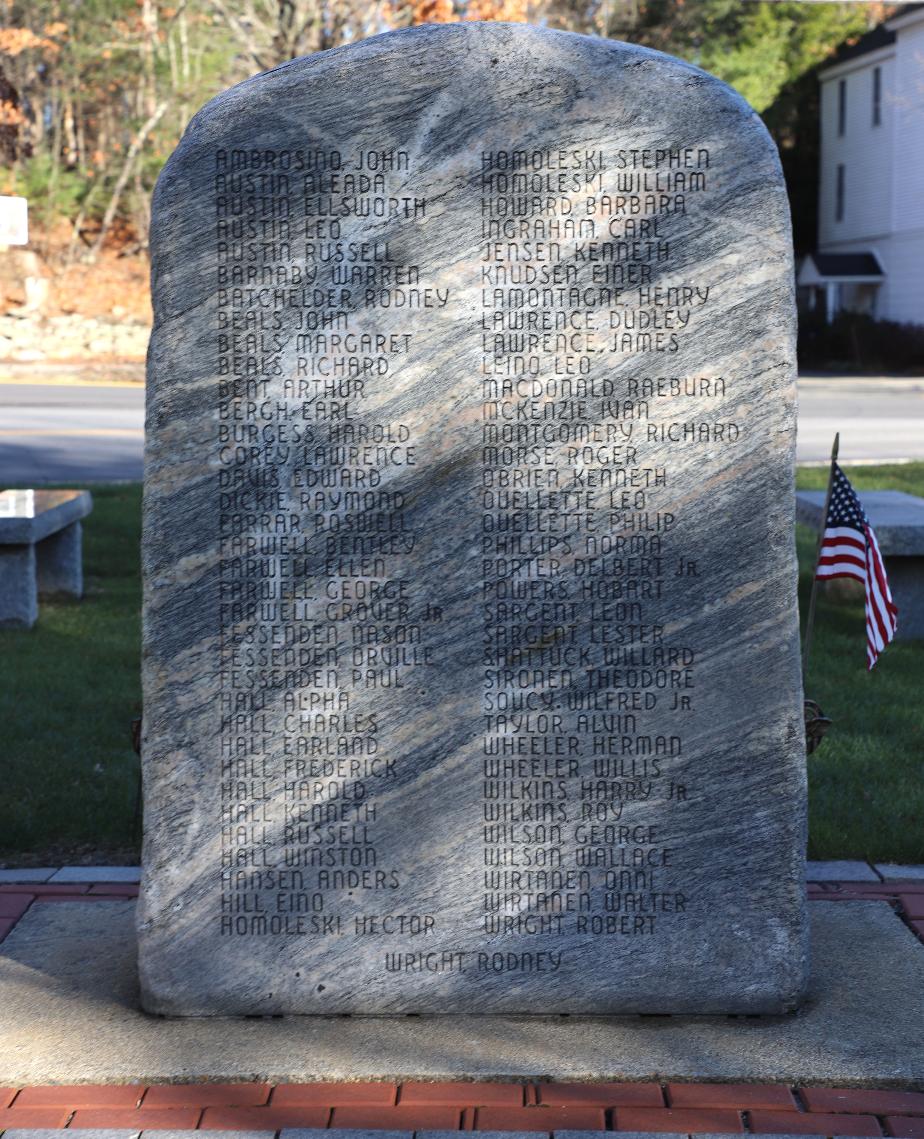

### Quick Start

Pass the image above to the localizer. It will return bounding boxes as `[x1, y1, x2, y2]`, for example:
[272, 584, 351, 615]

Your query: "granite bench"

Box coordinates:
[797, 489, 924, 640]
[0, 489, 93, 628]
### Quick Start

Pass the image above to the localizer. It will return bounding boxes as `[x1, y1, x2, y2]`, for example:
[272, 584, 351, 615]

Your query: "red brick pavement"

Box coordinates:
[69, 1107, 202, 1129]
[667, 1083, 798, 1109]
[538, 1082, 664, 1106]
[0, 879, 922, 1132]
[0, 1079, 922, 1131]
[198, 1105, 329, 1130]
[398, 1081, 522, 1105]
[144, 1083, 272, 1107]
[15, 1085, 145, 1107]
[889, 1117, 924, 1138]
[614, 1106, 745, 1132]
[272, 1083, 396, 1106]
[748, 1109, 881, 1135]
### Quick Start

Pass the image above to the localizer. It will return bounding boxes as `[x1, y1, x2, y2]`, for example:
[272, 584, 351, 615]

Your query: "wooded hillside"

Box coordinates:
[0, 0, 893, 304]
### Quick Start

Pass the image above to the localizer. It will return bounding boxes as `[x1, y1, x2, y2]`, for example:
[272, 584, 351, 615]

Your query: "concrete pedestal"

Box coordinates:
[0, 543, 37, 628]
[0, 900, 922, 1086]
[884, 555, 924, 639]
[0, 490, 91, 627]
[35, 520, 84, 598]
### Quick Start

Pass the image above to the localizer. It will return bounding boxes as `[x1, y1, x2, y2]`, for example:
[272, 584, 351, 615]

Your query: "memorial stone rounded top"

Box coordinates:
[140, 22, 805, 1017]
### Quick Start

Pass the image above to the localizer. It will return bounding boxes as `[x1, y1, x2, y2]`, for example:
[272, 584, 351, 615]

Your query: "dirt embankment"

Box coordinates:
[0, 224, 151, 365]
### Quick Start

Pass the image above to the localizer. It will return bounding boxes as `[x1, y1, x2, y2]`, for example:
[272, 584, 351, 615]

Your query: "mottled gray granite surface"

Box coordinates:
[141, 23, 805, 1015]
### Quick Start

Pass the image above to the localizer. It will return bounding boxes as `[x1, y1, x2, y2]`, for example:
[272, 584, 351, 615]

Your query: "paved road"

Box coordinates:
[0, 374, 922, 484]
[797, 376, 924, 464]
[0, 380, 144, 483]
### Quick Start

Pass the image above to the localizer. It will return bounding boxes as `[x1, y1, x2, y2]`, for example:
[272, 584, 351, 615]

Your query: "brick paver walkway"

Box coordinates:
[0, 877, 921, 1135]
[1, 1080, 924, 1134]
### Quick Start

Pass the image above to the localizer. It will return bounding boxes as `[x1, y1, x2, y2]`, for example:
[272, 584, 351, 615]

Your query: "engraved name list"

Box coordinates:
[140, 25, 807, 1016]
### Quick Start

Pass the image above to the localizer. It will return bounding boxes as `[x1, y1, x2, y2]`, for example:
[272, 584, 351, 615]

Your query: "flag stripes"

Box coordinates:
[815, 464, 897, 670]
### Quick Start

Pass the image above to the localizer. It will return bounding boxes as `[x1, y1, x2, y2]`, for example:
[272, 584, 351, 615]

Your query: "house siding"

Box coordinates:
[819, 55, 895, 249]
[888, 17, 924, 324]
[817, 15, 924, 326]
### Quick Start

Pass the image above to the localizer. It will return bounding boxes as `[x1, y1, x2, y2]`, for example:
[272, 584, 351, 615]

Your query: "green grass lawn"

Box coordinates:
[797, 462, 924, 863]
[0, 468, 922, 865]
[0, 484, 142, 864]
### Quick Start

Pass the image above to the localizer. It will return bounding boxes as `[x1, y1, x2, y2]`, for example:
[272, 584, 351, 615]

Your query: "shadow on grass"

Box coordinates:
[0, 483, 142, 861]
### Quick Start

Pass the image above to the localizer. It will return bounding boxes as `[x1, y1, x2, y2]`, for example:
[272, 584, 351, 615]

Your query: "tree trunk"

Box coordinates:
[141, 0, 159, 117]
[65, 175, 104, 265]
[87, 100, 169, 262]
[44, 80, 63, 256]
[76, 94, 87, 173]
[167, 27, 179, 91]
[179, 6, 191, 127]
[131, 165, 152, 253]
[63, 96, 78, 167]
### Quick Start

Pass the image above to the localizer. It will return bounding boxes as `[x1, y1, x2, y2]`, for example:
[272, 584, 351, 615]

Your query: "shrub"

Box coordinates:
[11, 153, 90, 227]
[798, 312, 924, 374]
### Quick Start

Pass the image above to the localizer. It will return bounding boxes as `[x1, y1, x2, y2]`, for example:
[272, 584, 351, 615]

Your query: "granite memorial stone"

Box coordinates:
[139, 23, 807, 1016]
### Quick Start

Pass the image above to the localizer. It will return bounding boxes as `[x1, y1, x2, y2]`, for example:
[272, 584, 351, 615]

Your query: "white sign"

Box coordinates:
[0, 196, 28, 245]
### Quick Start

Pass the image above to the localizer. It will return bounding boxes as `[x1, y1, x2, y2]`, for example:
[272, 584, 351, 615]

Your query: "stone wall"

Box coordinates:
[0, 313, 149, 362]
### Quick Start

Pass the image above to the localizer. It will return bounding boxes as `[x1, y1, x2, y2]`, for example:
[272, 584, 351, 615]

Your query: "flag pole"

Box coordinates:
[802, 432, 840, 674]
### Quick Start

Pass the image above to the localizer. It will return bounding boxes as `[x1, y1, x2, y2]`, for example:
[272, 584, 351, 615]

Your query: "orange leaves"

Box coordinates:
[0, 26, 61, 56]
[465, 0, 527, 20]
[411, 0, 455, 23]
[0, 98, 25, 126]
[410, 0, 528, 24]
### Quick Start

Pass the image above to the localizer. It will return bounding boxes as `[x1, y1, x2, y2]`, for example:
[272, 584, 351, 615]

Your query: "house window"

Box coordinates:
[836, 164, 845, 222]
[838, 78, 846, 136]
[873, 66, 882, 126]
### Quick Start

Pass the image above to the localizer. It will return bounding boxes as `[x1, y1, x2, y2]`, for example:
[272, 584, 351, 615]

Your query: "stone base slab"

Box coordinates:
[0, 901, 922, 1085]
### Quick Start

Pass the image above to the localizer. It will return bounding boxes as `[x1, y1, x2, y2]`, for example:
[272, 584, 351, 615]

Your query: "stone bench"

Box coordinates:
[797, 489, 924, 640]
[0, 489, 93, 628]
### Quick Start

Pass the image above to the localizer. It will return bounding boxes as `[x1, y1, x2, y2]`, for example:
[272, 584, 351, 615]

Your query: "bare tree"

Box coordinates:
[210, 0, 384, 74]
[87, 99, 168, 260]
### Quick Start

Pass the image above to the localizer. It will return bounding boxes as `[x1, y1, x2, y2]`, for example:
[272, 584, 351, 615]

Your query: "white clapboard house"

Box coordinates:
[798, 5, 924, 326]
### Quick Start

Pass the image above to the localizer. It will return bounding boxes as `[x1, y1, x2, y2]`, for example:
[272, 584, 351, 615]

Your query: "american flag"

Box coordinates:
[816, 463, 898, 669]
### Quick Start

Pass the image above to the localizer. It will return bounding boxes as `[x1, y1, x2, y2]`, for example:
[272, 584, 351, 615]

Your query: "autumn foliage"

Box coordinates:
[0, 0, 897, 277]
